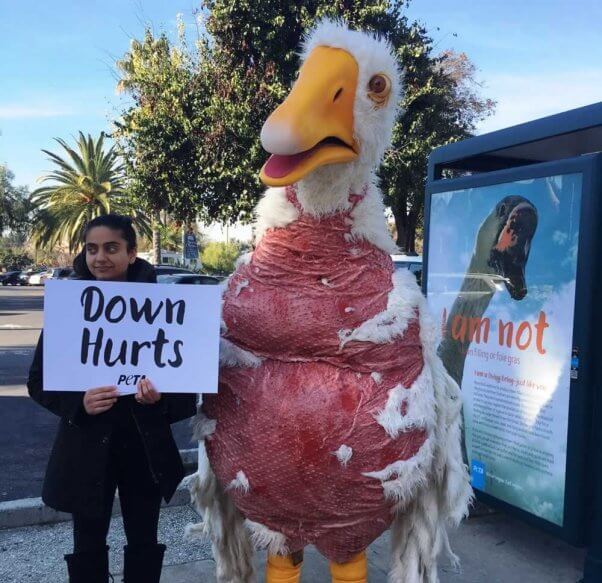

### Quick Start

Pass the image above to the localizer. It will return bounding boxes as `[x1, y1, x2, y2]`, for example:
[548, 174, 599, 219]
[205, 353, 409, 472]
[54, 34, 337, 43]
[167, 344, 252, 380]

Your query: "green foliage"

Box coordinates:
[201, 240, 242, 274]
[30, 133, 151, 252]
[114, 26, 203, 222]
[156, 221, 183, 252]
[0, 247, 32, 270]
[0, 165, 32, 240]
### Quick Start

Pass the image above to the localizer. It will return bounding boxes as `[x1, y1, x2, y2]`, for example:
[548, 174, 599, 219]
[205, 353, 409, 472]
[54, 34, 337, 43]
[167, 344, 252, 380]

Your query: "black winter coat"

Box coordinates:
[27, 256, 197, 515]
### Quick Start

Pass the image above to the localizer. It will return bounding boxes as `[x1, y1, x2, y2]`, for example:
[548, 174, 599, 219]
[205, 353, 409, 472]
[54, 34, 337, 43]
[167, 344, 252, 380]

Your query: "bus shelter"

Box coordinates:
[424, 102, 602, 580]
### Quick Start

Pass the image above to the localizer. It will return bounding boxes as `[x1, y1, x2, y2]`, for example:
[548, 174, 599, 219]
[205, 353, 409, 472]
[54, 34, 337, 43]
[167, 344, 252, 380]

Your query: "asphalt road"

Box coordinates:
[0, 286, 197, 502]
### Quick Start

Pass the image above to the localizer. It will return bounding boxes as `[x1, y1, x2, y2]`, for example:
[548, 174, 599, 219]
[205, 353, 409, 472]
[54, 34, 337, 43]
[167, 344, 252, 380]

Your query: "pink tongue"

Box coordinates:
[264, 150, 313, 179]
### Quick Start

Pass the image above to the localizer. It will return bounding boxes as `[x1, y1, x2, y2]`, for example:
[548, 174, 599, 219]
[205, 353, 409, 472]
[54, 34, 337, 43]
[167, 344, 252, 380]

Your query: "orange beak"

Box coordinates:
[259, 46, 359, 187]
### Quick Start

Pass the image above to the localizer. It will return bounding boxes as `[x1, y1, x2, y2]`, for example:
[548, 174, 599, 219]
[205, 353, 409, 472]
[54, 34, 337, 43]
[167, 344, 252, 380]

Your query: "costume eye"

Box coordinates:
[367, 74, 391, 108]
[369, 75, 388, 94]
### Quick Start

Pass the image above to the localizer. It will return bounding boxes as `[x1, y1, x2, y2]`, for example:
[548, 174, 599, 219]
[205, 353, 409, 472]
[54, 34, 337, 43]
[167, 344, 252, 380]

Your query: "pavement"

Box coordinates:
[0, 500, 586, 582]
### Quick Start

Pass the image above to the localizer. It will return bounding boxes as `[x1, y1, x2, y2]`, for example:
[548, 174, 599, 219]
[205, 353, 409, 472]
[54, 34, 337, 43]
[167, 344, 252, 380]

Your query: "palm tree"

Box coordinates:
[30, 132, 151, 251]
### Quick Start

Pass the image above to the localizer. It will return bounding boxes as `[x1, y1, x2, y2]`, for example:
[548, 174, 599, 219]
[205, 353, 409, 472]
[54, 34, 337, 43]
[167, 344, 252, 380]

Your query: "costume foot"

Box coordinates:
[329, 551, 368, 583]
[266, 553, 303, 583]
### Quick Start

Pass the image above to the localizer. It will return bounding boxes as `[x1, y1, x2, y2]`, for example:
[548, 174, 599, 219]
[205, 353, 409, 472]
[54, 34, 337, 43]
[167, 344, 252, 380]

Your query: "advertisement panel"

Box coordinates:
[426, 173, 582, 526]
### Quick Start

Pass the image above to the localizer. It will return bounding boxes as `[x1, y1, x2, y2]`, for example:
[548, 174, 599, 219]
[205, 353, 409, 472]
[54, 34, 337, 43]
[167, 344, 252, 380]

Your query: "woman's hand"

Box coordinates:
[135, 378, 162, 405]
[83, 386, 119, 415]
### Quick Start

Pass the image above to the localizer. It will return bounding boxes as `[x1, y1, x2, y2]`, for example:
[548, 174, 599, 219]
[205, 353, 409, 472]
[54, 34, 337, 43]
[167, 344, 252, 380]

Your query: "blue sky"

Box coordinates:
[1, 0, 601, 190]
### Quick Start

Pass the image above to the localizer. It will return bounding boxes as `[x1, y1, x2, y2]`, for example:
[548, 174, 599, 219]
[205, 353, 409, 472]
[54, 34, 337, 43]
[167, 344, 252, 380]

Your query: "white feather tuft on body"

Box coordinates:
[374, 368, 436, 439]
[235, 252, 253, 268]
[227, 471, 250, 494]
[191, 409, 217, 441]
[187, 443, 255, 582]
[220, 338, 263, 368]
[340, 268, 423, 347]
[235, 279, 249, 296]
[244, 519, 289, 556]
[349, 182, 398, 254]
[365, 438, 435, 506]
[255, 186, 299, 243]
[332, 444, 353, 467]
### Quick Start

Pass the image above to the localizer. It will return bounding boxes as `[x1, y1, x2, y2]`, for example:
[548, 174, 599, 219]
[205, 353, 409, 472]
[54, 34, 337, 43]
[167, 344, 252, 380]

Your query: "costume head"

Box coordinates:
[260, 19, 402, 187]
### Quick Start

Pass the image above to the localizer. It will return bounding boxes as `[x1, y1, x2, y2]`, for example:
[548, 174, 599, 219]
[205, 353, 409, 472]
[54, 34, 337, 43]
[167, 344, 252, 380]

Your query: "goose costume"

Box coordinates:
[189, 20, 471, 583]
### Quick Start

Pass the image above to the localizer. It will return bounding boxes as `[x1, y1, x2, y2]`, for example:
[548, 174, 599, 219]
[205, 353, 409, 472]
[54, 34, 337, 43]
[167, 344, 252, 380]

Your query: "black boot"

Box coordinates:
[123, 543, 166, 583]
[65, 545, 111, 583]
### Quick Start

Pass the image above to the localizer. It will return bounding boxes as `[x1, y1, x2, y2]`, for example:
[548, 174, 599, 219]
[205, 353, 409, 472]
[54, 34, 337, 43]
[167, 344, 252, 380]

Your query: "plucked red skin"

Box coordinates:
[203, 188, 426, 563]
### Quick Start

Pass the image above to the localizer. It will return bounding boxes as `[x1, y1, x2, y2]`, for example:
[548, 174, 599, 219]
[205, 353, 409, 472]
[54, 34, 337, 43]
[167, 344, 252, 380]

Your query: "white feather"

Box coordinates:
[339, 268, 422, 347]
[244, 519, 289, 556]
[192, 409, 217, 441]
[255, 186, 299, 243]
[332, 444, 353, 467]
[374, 368, 436, 439]
[350, 182, 398, 254]
[227, 470, 250, 494]
[235, 252, 253, 268]
[220, 338, 263, 368]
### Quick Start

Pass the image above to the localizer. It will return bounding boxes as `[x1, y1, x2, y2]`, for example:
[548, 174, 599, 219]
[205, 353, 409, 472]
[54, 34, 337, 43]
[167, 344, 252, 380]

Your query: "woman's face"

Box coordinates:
[85, 226, 136, 281]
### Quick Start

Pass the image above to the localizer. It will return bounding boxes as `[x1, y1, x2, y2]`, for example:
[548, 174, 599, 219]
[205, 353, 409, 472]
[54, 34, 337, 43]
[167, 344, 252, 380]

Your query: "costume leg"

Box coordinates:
[329, 551, 368, 583]
[266, 552, 303, 583]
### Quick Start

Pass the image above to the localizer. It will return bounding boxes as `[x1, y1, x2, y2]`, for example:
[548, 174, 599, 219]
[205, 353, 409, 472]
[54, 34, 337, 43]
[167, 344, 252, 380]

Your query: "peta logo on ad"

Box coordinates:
[117, 374, 147, 386]
[471, 459, 486, 490]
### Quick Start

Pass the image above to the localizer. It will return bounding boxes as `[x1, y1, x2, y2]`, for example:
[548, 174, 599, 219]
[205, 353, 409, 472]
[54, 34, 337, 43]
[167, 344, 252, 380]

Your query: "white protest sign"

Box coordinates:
[43, 279, 221, 394]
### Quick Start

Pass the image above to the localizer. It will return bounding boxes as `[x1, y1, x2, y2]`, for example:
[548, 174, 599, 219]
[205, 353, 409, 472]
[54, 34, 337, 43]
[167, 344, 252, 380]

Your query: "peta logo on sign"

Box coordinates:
[43, 280, 221, 395]
[117, 374, 147, 386]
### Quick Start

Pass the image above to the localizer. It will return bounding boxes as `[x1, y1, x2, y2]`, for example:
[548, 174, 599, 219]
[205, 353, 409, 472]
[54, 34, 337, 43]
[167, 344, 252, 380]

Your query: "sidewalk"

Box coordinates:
[0, 501, 585, 582]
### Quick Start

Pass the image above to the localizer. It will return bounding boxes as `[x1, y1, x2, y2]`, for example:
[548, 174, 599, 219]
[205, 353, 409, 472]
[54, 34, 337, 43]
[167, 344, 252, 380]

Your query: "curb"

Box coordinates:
[0, 448, 198, 531]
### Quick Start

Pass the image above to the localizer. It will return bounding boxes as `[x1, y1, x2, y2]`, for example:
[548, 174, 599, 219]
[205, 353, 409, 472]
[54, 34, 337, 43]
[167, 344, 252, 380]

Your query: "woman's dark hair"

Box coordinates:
[83, 214, 137, 251]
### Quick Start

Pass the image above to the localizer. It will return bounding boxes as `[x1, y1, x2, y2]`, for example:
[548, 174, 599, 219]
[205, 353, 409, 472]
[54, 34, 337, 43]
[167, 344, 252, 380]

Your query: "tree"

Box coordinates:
[201, 240, 242, 274]
[0, 165, 32, 242]
[30, 132, 150, 252]
[194, 0, 494, 251]
[114, 23, 203, 264]
[0, 247, 32, 270]
[381, 46, 495, 251]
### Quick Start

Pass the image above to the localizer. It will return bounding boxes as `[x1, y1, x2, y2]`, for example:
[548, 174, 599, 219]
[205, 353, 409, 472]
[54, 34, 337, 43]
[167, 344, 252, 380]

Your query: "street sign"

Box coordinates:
[184, 232, 199, 260]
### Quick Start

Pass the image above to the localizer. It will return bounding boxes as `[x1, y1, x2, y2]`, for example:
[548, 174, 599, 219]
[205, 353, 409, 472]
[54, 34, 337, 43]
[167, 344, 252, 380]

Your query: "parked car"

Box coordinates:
[29, 267, 73, 285]
[391, 254, 422, 285]
[46, 267, 73, 281]
[153, 265, 194, 277]
[28, 271, 49, 286]
[158, 274, 221, 285]
[0, 271, 23, 286]
[18, 268, 45, 286]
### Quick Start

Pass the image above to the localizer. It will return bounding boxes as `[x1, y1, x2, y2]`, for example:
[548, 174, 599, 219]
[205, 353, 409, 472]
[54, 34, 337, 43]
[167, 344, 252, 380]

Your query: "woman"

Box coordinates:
[27, 214, 197, 583]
